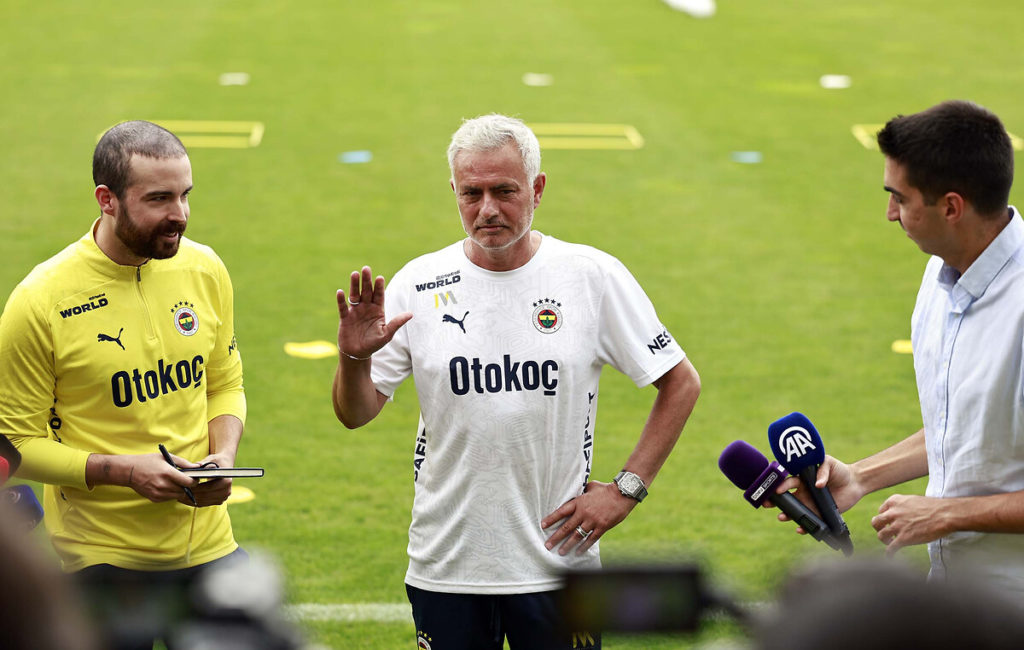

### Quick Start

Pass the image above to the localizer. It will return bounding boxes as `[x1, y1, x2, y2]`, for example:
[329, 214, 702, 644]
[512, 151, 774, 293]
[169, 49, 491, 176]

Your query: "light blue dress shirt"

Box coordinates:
[911, 207, 1024, 593]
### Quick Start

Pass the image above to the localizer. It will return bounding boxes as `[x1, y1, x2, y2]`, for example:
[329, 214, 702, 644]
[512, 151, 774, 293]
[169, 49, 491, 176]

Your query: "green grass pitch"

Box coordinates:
[3, 0, 1023, 647]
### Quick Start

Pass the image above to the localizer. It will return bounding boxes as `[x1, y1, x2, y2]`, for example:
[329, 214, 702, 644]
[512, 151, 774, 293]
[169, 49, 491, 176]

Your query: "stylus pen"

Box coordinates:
[158, 443, 197, 506]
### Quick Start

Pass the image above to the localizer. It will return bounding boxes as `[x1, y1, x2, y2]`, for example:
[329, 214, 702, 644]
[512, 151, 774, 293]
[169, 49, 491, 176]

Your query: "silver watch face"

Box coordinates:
[617, 473, 643, 497]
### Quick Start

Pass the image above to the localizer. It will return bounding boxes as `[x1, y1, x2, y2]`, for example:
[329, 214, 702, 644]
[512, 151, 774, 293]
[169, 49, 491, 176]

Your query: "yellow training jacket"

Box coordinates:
[0, 222, 245, 571]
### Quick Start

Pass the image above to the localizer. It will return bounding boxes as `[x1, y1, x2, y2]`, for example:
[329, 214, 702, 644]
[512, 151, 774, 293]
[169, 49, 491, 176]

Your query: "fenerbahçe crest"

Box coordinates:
[172, 301, 199, 337]
[532, 297, 562, 333]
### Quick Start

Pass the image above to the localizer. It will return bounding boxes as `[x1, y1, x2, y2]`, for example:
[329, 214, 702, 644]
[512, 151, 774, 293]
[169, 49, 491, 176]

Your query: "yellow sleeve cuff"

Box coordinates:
[10, 436, 91, 490]
[207, 390, 246, 426]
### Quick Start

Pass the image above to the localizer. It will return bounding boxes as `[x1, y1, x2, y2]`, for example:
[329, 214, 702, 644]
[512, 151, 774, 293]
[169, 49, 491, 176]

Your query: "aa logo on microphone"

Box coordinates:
[780, 426, 816, 462]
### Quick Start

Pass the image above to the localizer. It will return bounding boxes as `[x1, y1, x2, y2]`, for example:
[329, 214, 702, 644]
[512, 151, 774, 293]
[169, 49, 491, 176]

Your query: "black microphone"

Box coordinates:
[0, 434, 20, 486]
[768, 412, 853, 556]
[718, 440, 847, 553]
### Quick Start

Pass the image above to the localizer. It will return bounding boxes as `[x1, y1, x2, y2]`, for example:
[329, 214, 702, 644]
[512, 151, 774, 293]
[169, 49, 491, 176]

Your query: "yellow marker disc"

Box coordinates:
[891, 339, 913, 354]
[227, 486, 256, 505]
[284, 340, 337, 359]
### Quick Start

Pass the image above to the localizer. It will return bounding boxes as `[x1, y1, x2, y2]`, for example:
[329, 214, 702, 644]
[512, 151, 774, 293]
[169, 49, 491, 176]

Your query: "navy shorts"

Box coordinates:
[406, 583, 601, 650]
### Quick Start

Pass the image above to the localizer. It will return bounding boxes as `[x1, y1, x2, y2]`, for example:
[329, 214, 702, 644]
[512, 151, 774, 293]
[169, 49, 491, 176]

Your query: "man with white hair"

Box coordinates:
[332, 114, 701, 649]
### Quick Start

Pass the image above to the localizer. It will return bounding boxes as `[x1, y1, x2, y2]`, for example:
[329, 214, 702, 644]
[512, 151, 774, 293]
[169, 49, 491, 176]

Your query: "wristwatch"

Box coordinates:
[613, 470, 648, 502]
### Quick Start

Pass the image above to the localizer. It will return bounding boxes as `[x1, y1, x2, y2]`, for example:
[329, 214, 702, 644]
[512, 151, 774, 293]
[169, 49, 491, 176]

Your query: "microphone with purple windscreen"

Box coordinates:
[718, 440, 846, 553]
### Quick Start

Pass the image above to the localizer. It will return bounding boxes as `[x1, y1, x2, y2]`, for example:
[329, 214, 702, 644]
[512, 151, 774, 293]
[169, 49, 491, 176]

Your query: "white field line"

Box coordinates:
[283, 601, 771, 624]
[285, 603, 412, 623]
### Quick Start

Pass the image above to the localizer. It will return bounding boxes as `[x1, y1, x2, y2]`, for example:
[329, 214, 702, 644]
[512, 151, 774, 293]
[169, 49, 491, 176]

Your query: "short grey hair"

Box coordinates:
[447, 114, 541, 182]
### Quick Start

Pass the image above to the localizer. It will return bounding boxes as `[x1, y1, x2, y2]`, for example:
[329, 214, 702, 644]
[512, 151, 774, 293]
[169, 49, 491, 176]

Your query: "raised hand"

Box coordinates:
[336, 266, 412, 361]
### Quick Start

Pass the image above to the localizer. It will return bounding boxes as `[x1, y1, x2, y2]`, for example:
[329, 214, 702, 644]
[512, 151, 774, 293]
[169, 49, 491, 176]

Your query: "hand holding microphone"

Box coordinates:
[718, 440, 847, 553]
[768, 413, 853, 556]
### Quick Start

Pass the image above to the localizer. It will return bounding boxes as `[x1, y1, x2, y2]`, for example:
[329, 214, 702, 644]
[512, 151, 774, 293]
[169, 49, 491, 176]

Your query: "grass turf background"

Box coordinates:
[3, 0, 1023, 647]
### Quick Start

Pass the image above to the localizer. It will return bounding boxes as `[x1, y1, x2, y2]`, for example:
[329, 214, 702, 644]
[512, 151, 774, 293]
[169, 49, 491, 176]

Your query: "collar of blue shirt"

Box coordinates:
[937, 207, 1022, 311]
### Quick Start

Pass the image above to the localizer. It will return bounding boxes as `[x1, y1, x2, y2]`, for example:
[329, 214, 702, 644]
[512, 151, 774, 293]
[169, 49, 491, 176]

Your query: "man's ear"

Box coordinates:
[95, 185, 118, 217]
[942, 191, 965, 225]
[532, 172, 547, 209]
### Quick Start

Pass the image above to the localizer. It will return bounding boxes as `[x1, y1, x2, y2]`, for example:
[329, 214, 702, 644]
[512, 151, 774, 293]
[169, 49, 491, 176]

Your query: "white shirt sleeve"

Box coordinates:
[595, 256, 685, 387]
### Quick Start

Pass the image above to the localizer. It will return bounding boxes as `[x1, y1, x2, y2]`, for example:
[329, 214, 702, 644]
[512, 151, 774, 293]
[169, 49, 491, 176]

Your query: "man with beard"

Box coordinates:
[0, 121, 247, 648]
[332, 114, 701, 649]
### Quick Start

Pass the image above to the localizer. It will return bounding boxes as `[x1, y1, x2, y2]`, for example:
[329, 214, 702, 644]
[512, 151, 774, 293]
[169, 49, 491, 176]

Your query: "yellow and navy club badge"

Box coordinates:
[532, 297, 563, 333]
[171, 301, 199, 337]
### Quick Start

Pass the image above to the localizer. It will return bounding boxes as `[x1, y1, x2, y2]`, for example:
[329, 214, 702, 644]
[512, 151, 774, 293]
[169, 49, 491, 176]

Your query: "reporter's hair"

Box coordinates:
[877, 100, 1013, 217]
[93, 121, 187, 198]
[756, 559, 1024, 650]
[447, 114, 541, 182]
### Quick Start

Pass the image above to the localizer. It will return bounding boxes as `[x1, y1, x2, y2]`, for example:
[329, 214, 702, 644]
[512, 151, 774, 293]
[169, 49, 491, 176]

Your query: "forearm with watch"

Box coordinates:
[613, 359, 701, 505]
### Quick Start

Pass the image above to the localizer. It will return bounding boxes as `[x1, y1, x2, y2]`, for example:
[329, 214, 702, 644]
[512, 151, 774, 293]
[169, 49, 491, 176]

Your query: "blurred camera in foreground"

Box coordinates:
[560, 564, 749, 634]
[562, 558, 1024, 650]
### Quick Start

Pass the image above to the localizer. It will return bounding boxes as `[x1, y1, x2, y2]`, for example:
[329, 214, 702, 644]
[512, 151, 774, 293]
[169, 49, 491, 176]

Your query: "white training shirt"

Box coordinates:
[370, 233, 686, 594]
[912, 208, 1024, 594]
